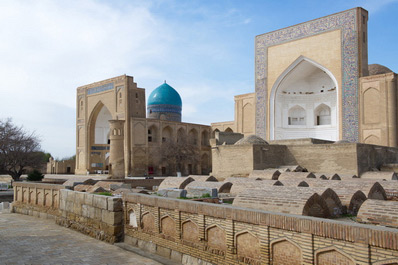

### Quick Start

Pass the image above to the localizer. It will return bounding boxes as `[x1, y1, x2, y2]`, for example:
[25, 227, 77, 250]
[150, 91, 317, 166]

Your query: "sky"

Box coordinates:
[0, 0, 397, 159]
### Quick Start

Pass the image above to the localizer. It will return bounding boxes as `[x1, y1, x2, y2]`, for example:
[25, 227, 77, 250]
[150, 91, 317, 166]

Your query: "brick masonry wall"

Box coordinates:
[123, 193, 398, 265]
[12, 182, 64, 218]
[12, 183, 124, 244]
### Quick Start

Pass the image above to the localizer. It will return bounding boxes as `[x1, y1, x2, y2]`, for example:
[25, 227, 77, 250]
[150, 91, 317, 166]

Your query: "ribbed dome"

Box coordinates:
[235, 135, 269, 145]
[148, 82, 182, 107]
[368, 64, 393, 76]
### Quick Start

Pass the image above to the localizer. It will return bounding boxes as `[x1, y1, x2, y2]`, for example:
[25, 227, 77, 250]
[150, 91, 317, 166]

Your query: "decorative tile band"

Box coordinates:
[147, 104, 182, 114]
[87, 83, 114, 95]
[91, 146, 110, 151]
[255, 8, 359, 142]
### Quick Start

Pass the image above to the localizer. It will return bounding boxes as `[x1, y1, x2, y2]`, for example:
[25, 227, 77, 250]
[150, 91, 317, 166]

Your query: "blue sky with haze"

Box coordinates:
[0, 0, 397, 158]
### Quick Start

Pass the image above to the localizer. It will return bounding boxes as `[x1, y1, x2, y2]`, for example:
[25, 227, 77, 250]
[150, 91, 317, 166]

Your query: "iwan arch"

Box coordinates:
[212, 7, 398, 147]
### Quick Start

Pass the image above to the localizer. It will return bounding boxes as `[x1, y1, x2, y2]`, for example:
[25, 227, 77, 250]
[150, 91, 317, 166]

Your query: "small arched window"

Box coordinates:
[288, 106, 306, 125]
[315, 104, 331, 125]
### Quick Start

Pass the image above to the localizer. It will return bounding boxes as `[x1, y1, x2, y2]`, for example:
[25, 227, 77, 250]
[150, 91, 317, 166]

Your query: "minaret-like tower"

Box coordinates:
[108, 120, 125, 179]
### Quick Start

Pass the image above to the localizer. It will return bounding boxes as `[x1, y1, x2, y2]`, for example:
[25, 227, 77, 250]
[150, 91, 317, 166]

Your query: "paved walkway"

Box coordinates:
[0, 213, 163, 265]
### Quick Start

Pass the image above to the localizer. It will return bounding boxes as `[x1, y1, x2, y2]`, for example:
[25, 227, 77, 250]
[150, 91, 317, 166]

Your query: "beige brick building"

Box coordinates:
[75, 75, 211, 177]
[212, 7, 398, 148]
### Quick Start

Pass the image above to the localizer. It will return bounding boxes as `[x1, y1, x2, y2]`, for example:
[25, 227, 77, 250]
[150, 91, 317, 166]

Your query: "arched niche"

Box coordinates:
[315, 246, 356, 265]
[288, 105, 306, 125]
[270, 56, 339, 141]
[211, 128, 220, 138]
[225, 127, 233, 133]
[271, 238, 302, 265]
[177, 128, 186, 143]
[206, 225, 226, 252]
[148, 125, 158, 143]
[314, 104, 331, 126]
[364, 135, 380, 145]
[160, 215, 176, 238]
[128, 210, 138, 227]
[182, 220, 199, 243]
[235, 231, 261, 262]
[242, 103, 254, 134]
[188, 129, 198, 145]
[201, 130, 209, 146]
[141, 212, 155, 233]
[363, 87, 380, 124]
[162, 126, 173, 143]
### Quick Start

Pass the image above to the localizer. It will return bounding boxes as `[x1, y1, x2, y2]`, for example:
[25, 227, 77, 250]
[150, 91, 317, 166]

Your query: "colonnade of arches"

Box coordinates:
[147, 125, 210, 147]
[287, 103, 331, 126]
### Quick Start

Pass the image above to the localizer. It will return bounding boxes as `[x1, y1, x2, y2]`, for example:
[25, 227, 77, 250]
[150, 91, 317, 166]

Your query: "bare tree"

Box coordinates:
[0, 119, 43, 181]
[160, 134, 200, 175]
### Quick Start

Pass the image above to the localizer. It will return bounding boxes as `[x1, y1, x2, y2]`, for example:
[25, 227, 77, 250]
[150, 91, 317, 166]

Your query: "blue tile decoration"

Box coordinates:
[91, 146, 110, 150]
[255, 8, 359, 142]
[147, 104, 182, 114]
[87, 83, 114, 95]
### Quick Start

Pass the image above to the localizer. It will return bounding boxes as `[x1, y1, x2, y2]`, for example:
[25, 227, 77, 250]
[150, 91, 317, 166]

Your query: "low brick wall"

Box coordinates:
[123, 193, 398, 265]
[12, 182, 64, 219]
[12, 182, 124, 244]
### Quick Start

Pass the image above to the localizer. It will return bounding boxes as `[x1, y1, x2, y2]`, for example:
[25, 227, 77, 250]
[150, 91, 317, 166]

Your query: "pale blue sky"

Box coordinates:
[0, 0, 397, 158]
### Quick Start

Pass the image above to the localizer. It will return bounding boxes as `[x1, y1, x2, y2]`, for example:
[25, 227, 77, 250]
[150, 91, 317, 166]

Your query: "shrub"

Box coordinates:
[96, 191, 113, 196]
[27, 170, 44, 181]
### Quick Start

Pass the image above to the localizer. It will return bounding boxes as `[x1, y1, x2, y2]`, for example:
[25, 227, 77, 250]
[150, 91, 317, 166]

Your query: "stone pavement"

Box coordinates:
[0, 213, 164, 265]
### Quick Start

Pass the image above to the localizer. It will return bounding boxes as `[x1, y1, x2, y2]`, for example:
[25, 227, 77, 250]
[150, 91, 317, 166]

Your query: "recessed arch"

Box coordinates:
[314, 103, 331, 126]
[315, 246, 356, 265]
[212, 128, 220, 138]
[270, 56, 339, 141]
[160, 215, 176, 238]
[205, 224, 227, 252]
[177, 127, 186, 143]
[225, 127, 233, 133]
[288, 105, 306, 125]
[181, 219, 199, 243]
[235, 231, 261, 262]
[88, 101, 113, 145]
[271, 238, 302, 265]
[148, 124, 158, 143]
[201, 130, 209, 146]
[162, 126, 173, 143]
[364, 135, 380, 145]
[188, 128, 198, 145]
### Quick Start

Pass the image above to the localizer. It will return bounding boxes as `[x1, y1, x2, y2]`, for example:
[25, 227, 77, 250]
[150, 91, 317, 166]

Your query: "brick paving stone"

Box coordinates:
[0, 213, 162, 265]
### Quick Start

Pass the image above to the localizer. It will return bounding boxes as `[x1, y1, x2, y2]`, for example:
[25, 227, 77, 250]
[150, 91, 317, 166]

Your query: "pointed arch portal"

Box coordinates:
[270, 57, 339, 141]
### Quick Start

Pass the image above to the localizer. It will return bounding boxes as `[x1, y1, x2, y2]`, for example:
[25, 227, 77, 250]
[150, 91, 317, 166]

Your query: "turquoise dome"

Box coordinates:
[147, 82, 182, 107]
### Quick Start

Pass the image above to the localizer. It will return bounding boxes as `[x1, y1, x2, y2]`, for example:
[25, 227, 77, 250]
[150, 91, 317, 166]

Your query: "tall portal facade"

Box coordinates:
[212, 7, 398, 147]
[75, 75, 211, 177]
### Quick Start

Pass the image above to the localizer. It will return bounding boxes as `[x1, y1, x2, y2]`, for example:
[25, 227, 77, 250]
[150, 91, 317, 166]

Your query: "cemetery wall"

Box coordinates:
[123, 193, 398, 265]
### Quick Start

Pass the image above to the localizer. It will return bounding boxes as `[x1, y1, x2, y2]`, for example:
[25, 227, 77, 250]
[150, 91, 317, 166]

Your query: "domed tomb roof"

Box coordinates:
[148, 82, 182, 107]
[234, 135, 269, 145]
[368, 64, 393, 76]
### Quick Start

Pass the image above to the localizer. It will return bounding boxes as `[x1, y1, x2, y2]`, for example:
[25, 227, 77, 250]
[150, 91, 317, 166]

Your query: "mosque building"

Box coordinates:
[75, 76, 211, 177]
[212, 7, 398, 148]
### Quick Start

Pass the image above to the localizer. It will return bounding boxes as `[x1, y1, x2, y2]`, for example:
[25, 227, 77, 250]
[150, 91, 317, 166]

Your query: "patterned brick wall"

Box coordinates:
[123, 193, 398, 265]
